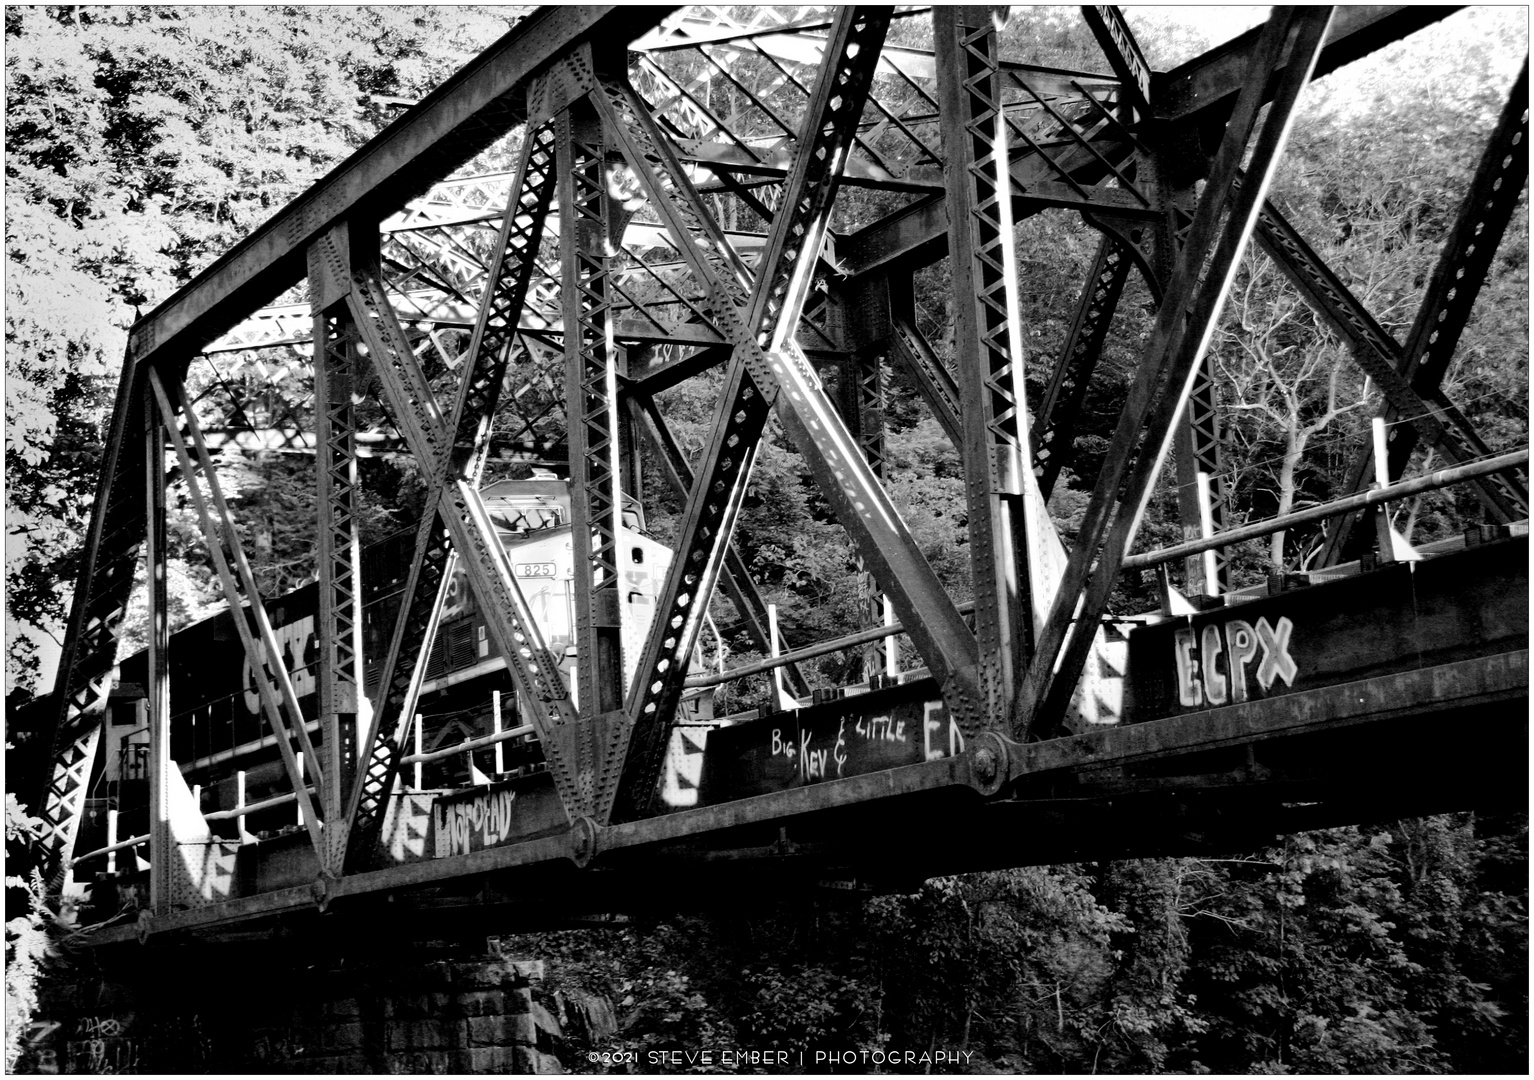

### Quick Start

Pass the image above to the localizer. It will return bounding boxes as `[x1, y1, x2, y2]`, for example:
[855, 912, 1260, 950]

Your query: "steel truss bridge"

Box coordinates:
[28, 5, 1528, 946]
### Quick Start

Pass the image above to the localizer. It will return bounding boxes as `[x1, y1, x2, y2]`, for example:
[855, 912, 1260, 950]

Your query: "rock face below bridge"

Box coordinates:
[18, 947, 562, 1074]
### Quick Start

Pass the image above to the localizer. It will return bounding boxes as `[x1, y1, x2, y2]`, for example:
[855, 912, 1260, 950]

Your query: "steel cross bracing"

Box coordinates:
[348, 266, 587, 811]
[146, 368, 329, 857]
[31, 7, 1531, 926]
[579, 8, 970, 822]
[345, 122, 564, 859]
[842, 279, 895, 680]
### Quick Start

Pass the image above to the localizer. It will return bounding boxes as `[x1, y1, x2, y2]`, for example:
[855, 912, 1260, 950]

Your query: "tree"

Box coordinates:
[1210, 258, 1371, 570]
[4, 5, 526, 692]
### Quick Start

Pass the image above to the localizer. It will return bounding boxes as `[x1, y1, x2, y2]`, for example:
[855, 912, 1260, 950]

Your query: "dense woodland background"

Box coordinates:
[5, 6, 1528, 1072]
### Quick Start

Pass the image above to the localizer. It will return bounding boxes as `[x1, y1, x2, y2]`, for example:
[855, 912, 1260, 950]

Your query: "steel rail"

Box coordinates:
[399, 724, 537, 767]
[204, 786, 317, 821]
[68, 834, 151, 868]
[1122, 449, 1531, 572]
[683, 600, 979, 690]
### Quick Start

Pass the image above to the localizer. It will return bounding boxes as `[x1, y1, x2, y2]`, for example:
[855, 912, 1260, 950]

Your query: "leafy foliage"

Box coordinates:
[511, 817, 1525, 1074]
[4, 781, 48, 1072]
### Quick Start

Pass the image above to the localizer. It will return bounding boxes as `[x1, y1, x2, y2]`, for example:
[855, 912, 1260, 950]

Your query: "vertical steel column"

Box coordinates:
[558, 98, 625, 811]
[309, 224, 366, 873]
[1172, 358, 1231, 594]
[144, 378, 170, 914]
[936, 6, 1037, 723]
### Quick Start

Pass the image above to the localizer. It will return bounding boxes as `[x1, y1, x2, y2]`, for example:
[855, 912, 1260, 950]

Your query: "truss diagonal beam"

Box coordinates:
[147, 368, 328, 859]
[347, 269, 585, 818]
[627, 392, 813, 699]
[1082, 7, 1152, 122]
[887, 275, 964, 449]
[1016, 7, 1334, 740]
[1321, 58, 1531, 561]
[593, 21, 851, 817]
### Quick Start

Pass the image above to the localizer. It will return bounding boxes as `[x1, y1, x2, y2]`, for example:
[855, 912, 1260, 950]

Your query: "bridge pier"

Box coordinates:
[20, 943, 558, 1074]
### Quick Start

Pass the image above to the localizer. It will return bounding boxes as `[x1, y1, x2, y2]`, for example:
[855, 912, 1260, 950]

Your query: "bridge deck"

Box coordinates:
[86, 537, 1527, 946]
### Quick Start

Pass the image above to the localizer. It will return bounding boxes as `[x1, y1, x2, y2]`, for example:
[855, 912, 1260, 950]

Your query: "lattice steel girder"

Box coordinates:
[839, 7, 1458, 282]
[1034, 235, 1132, 499]
[381, 170, 518, 233]
[559, 98, 625, 817]
[1015, 7, 1335, 741]
[1172, 355, 1231, 595]
[1083, 7, 1152, 122]
[146, 368, 329, 859]
[627, 392, 813, 700]
[347, 269, 587, 817]
[1321, 57, 1531, 562]
[309, 225, 367, 872]
[125, 7, 669, 369]
[936, 6, 1042, 724]
[1253, 191, 1528, 518]
[345, 123, 561, 861]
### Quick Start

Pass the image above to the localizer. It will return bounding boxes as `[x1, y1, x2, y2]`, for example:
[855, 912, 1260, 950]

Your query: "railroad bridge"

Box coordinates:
[23, 3, 1528, 978]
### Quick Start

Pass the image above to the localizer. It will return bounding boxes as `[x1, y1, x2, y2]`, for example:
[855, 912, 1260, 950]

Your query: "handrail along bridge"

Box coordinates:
[26, 5, 1529, 945]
